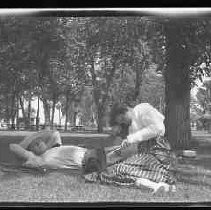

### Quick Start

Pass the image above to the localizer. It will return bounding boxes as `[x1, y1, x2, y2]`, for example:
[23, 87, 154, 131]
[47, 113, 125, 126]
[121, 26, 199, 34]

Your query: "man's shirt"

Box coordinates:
[10, 144, 88, 170]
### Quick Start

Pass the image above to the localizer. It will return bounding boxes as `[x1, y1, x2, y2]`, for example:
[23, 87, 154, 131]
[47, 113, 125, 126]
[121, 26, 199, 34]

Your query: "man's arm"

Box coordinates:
[10, 144, 35, 160]
[19, 131, 62, 155]
[10, 143, 44, 168]
[18, 134, 36, 149]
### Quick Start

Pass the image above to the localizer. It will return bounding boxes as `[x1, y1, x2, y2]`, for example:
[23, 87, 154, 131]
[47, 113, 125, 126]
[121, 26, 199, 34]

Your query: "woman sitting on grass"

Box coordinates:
[9, 103, 176, 193]
[84, 102, 177, 193]
[9, 130, 107, 175]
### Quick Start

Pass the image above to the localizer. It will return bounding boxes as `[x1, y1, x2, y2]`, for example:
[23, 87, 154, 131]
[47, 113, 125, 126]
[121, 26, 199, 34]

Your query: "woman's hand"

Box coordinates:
[120, 138, 130, 150]
[112, 138, 130, 156]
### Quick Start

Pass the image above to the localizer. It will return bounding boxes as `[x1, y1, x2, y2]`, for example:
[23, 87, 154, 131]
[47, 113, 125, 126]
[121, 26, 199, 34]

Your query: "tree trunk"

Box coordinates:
[11, 96, 17, 130]
[42, 98, 51, 127]
[27, 95, 31, 130]
[10, 92, 17, 130]
[97, 118, 104, 133]
[19, 97, 25, 119]
[134, 62, 144, 101]
[91, 59, 116, 133]
[19, 97, 27, 126]
[164, 22, 191, 150]
[16, 94, 19, 130]
[93, 93, 104, 133]
[36, 96, 40, 131]
[11, 114, 16, 130]
[73, 111, 77, 127]
[165, 88, 191, 150]
[5, 94, 10, 124]
[65, 91, 69, 131]
[59, 106, 61, 126]
[134, 63, 141, 100]
[97, 103, 104, 133]
[51, 96, 56, 129]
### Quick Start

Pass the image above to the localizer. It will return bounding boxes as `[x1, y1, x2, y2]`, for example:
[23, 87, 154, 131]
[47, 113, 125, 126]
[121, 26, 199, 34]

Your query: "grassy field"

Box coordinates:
[0, 130, 211, 205]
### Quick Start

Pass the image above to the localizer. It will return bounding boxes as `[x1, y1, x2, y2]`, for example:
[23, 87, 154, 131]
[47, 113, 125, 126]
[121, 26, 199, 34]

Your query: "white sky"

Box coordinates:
[0, 8, 211, 16]
[191, 76, 211, 98]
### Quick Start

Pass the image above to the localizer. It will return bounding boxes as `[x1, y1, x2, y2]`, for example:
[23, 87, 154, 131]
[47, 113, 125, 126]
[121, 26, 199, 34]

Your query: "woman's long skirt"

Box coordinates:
[84, 136, 176, 186]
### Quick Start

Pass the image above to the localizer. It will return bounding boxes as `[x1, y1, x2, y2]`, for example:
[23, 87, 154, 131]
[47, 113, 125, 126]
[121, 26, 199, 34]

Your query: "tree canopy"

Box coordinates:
[1, 16, 211, 135]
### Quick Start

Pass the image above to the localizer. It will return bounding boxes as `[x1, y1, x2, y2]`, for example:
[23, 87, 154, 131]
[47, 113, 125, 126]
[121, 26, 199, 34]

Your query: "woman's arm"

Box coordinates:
[127, 105, 165, 144]
[127, 124, 164, 143]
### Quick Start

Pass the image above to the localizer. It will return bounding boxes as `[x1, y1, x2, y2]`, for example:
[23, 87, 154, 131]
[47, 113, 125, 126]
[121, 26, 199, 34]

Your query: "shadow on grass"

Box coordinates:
[171, 131, 211, 188]
[184, 134, 211, 171]
[0, 161, 83, 182]
[175, 166, 211, 189]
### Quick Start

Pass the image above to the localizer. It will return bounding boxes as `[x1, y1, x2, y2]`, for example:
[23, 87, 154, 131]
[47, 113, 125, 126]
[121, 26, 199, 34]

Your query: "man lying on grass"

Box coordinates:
[9, 130, 107, 175]
[9, 102, 177, 193]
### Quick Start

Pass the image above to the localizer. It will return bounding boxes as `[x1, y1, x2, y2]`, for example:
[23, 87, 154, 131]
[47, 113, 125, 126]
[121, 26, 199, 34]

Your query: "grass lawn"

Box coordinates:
[0, 130, 211, 205]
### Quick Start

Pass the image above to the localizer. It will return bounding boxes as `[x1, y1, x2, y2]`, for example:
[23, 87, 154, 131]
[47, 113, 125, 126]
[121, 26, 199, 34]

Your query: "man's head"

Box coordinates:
[26, 131, 61, 156]
[27, 137, 48, 155]
[82, 148, 107, 174]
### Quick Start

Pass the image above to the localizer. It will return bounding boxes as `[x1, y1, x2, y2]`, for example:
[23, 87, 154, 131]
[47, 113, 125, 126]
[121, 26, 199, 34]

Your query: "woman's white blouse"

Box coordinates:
[127, 103, 165, 144]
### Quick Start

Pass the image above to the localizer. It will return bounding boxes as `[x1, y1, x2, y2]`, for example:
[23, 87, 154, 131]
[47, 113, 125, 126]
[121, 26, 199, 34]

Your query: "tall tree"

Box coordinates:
[164, 21, 192, 149]
[196, 80, 211, 114]
[139, 64, 165, 113]
[84, 17, 154, 132]
[159, 18, 211, 149]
